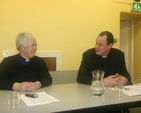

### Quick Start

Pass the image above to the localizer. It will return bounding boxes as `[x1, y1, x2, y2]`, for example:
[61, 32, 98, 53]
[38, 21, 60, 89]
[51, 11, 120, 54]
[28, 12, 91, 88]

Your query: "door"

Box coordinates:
[120, 20, 133, 79]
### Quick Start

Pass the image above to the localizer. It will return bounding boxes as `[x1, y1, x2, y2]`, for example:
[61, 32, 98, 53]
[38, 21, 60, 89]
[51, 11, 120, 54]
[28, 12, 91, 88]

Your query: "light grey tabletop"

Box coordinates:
[0, 83, 141, 113]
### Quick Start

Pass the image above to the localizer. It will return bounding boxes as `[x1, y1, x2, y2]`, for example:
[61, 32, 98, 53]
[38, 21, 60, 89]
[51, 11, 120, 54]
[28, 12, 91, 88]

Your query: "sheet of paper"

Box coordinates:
[20, 91, 59, 107]
[109, 85, 141, 96]
[124, 85, 141, 96]
[124, 89, 141, 96]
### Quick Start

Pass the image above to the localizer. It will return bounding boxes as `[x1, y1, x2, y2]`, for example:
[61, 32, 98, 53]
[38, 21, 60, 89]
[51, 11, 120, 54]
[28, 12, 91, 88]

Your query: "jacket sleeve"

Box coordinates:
[77, 52, 92, 85]
[0, 58, 15, 90]
[117, 52, 132, 85]
[36, 58, 52, 87]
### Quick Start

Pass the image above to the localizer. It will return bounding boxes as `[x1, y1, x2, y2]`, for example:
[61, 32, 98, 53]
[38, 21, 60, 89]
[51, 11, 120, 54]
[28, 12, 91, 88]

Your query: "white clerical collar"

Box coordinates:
[25, 59, 30, 62]
[102, 56, 107, 58]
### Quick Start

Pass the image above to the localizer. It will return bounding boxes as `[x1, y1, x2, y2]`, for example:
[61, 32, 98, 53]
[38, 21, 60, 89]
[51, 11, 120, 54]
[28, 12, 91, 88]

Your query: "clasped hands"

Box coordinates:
[13, 82, 40, 92]
[104, 73, 128, 87]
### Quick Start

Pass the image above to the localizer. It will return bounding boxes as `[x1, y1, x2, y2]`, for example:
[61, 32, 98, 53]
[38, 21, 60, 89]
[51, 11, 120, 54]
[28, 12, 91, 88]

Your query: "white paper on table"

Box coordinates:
[109, 85, 141, 96]
[124, 89, 141, 96]
[124, 85, 141, 96]
[20, 91, 59, 107]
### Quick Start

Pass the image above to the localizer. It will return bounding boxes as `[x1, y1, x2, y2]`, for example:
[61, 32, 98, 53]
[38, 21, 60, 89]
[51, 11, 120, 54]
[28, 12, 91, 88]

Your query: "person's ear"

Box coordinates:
[20, 45, 25, 50]
[108, 43, 113, 49]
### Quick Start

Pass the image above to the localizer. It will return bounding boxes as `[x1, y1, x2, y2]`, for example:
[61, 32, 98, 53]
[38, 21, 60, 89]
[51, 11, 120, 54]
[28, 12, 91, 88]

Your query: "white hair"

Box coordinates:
[16, 32, 36, 51]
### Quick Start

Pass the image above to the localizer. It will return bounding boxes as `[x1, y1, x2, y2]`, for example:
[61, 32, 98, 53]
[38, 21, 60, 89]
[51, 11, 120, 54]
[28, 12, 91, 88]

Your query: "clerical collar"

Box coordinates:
[102, 56, 107, 58]
[18, 54, 30, 65]
[25, 59, 30, 62]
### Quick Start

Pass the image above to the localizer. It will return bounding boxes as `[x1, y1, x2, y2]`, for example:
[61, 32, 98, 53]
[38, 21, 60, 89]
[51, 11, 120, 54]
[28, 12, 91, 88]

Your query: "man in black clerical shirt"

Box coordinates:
[77, 31, 132, 86]
[77, 31, 132, 113]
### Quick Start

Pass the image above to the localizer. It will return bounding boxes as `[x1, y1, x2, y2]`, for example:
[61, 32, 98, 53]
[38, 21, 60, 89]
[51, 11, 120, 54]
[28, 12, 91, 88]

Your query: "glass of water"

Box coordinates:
[7, 93, 20, 110]
[114, 84, 125, 97]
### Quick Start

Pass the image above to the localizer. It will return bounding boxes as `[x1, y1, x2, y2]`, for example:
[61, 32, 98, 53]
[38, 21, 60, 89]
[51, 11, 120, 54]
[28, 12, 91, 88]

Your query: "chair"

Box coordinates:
[49, 70, 78, 84]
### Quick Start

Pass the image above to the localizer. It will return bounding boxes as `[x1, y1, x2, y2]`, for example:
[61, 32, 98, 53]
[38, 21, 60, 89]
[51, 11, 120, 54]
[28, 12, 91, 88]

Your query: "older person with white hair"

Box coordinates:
[0, 32, 52, 92]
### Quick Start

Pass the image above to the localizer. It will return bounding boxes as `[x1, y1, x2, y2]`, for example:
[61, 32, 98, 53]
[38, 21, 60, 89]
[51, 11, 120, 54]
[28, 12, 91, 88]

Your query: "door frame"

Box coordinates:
[120, 19, 134, 80]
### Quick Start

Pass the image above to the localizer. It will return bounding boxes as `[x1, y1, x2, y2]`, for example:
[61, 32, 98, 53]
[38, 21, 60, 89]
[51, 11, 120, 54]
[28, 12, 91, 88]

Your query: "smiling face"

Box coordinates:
[95, 35, 112, 56]
[20, 38, 37, 59]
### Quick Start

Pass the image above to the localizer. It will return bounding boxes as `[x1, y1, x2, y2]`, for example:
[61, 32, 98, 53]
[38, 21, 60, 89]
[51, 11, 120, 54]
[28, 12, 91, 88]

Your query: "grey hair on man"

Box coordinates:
[16, 32, 36, 51]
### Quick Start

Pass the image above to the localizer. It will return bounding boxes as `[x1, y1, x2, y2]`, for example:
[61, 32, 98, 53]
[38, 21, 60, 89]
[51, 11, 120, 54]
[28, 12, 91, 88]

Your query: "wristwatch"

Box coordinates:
[36, 81, 41, 88]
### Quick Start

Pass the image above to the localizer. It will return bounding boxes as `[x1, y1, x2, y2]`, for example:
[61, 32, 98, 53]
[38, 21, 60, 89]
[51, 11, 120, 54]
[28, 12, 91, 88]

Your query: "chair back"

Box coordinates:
[49, 70, 78, 84]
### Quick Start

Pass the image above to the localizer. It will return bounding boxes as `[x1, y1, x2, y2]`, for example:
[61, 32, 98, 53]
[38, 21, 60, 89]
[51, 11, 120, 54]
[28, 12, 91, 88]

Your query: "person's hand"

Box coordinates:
[13, 82, 40, 92]
[103, 74, 119, 87]
[103, 73, 128, 87]
[116, 73, 128, 85]
[25, 82, 40, 92]
[13, 82, 30, 92]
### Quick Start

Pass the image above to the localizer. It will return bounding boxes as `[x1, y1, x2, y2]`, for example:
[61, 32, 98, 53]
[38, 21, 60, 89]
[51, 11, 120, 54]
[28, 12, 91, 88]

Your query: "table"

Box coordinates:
[0, 83, 141, 113]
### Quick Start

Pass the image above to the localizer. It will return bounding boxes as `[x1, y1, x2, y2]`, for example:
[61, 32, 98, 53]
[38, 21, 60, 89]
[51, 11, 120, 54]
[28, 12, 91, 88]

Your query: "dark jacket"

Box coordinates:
[77, 48, 132, 85]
